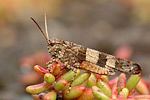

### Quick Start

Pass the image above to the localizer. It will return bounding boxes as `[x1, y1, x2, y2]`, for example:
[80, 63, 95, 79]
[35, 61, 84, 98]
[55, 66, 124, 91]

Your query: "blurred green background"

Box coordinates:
[0, 0, 150, 99]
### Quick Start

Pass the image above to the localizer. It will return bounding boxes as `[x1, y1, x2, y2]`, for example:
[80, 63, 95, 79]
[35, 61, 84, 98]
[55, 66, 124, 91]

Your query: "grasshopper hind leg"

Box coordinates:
[65, 62, 80, 94]
[66, 67, 77, 94]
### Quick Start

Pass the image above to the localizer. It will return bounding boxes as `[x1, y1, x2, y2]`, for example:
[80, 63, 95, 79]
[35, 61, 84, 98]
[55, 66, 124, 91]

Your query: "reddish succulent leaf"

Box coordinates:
[34, 65, 49, 75]
[72, 72, 91, 87]
[76, 88, 94, 100]
[81, 80, 88, 87]
[44, 73, 55, 84]
[101, 75, 108, 83]
[92, 86, 112, 100]
[90, 73, 97, 81]
[54, 79, 67, 91]
[118, 88, 129, 99]
[26, 82, 51, 94]
[63, 85, 85, 99]
[94, 73, 101, 79]
[108, 77, 118, 88]
[44, 90, 57, 100]
[88, 77, 96, 87]
[128, 95, 150, 99]
[97, 78, 112, 97]
[111, 83, 118, 99]
[87, 73, 96, 87]
[53, 63, 61, 76]
[32, 93, 46, 100]
[56, 69, 81, 82]
[135, 78, 149, 95]
[128, 89, 135, 96]
[47, 64, 54, 74]
[126, 74, 141, 92]
[117, 73, 126, 93]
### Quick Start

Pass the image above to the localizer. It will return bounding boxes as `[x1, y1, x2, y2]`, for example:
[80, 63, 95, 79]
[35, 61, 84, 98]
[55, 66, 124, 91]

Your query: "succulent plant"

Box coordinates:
[25, 62, 150, 100]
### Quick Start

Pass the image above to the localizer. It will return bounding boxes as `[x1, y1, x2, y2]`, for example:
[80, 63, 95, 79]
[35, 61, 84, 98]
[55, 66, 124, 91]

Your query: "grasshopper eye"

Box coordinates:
[130, 63, 142, 74]
[47, 43, 54, 47]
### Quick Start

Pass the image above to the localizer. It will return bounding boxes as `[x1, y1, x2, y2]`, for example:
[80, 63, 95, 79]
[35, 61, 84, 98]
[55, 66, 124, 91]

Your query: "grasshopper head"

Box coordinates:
[47, 38, 65, 58]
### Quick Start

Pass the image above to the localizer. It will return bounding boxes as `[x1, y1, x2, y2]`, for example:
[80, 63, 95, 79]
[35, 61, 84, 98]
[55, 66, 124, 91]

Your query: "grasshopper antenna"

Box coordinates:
[30, 17, 51, 45]
[44, 8, 50, 41]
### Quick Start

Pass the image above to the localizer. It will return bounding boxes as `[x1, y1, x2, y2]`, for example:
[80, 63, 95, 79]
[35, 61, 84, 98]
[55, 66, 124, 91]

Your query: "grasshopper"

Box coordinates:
[30, 13, 142, 93]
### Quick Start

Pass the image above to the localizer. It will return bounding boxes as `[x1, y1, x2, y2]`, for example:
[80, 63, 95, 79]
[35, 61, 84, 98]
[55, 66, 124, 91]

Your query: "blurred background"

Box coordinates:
[0, 0, 150, 99]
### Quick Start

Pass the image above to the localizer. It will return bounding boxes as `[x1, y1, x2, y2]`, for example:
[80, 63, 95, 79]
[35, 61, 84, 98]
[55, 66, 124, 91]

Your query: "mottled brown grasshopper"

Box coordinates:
[30, 13, 142, 92]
